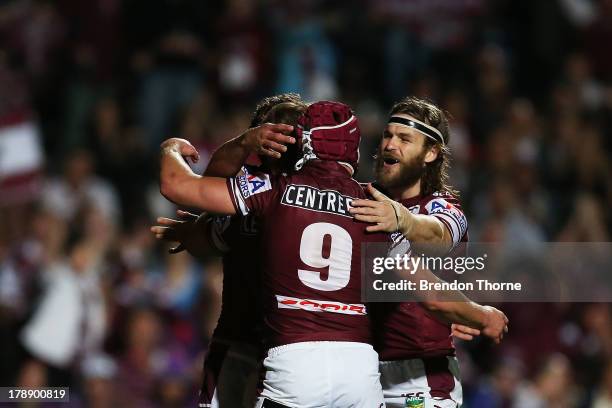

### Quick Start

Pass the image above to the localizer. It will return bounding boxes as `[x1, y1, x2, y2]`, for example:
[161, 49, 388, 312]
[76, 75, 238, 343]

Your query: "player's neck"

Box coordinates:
[389, 179, 421, 201]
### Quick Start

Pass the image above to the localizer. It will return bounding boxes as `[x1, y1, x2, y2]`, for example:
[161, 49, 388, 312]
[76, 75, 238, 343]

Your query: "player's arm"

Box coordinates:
[204, 124, 295, 177]
[350, 184, 453, 251]
[151, 210, 235, 259]
[423, 299, 507, 344]
[409, 266, 508, 344]
[159, 138, 236, 214]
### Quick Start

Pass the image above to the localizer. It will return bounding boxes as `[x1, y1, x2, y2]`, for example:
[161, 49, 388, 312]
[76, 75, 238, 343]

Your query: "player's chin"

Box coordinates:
[376, 169, 399, 187]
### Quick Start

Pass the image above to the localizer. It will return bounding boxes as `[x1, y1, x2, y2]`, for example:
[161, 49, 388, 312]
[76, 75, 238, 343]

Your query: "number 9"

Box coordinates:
[298, 222, 353, 291]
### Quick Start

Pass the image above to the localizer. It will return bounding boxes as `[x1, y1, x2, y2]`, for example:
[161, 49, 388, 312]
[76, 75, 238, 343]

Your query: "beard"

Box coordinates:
[375, 150, 427, 191]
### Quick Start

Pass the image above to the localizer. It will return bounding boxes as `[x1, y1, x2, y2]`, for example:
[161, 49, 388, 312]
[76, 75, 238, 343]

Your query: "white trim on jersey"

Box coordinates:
[432, 212, 462, 245]
[229, 177, 250, 216]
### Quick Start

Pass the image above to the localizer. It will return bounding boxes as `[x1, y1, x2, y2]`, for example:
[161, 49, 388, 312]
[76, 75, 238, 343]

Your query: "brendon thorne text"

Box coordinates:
[372, 279, 522, 292]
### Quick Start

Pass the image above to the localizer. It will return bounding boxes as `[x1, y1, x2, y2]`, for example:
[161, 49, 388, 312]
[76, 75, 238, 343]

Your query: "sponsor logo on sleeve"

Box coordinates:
[236, 174, 250, 199]
[426, 198, 467, 232]
[236, 171, 272, 199]
[247, 173, 271, 194]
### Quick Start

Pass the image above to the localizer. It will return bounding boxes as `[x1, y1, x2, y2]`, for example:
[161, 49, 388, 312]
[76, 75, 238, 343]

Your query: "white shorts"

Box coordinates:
[198, 340, 261, 408]
[255, 341, 385, 408]
[379, 356, 462, 408]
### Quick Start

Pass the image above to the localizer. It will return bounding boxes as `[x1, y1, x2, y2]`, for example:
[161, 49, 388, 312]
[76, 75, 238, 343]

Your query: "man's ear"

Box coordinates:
[424, 145, 440, 164]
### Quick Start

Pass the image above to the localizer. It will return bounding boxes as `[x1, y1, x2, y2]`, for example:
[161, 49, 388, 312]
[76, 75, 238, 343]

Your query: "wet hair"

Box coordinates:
[250, 93, 303, 127]
[389, 96, 457, 196]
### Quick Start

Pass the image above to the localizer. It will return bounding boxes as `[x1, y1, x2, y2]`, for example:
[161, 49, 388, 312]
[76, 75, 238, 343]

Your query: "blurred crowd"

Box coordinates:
[1, 0, 612, 407]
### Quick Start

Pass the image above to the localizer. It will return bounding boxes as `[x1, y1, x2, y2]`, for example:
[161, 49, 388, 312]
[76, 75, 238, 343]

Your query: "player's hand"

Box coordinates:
[240, 123, 295, 159]
[349, 184, 409, 232]
[150, 210, 200, 254]
[160, 137, 200, 163]
[451, 324, 481, 341]
[480, 306, 509, 344]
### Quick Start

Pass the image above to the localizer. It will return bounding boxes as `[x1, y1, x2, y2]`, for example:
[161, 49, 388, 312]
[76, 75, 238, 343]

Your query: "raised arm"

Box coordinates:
[204, 124, 295, 177]
[159, 138, 236, 214]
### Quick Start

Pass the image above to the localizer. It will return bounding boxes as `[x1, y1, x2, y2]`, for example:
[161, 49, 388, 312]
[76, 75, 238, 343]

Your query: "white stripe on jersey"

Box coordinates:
[230, 177, 250, 215]
[432, 212, 462, 245]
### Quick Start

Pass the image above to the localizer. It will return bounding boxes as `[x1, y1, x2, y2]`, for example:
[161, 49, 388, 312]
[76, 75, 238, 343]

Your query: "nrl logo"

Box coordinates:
[405, 396, 425, 408]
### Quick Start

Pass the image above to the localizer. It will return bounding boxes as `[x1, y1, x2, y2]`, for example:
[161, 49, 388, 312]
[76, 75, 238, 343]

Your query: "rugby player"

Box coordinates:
[349, 96, 508, 407]
[152, 94, 305, 408]
[159, 101, 387, 407]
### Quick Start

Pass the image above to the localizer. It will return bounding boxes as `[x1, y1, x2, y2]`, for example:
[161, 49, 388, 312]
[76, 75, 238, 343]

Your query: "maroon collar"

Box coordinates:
[400, 195, 422, 207]
[300, 160, 353, 178]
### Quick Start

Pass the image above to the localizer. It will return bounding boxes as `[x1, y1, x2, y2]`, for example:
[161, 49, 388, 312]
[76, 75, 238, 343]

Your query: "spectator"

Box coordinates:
[20, 235, 107, 372]
[115, 308, 164, 408]
[41, 149, 120, 227]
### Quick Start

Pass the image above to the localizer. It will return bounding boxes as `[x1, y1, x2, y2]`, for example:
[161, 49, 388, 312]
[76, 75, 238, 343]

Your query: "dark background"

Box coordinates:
[1, 0, 611, 406]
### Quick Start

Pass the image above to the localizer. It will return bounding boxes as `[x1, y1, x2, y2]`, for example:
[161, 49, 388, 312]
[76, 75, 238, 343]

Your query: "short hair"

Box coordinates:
[250, 93, 303, 127]
[262, 101, 307, 126]
[262, 101, 307, 173]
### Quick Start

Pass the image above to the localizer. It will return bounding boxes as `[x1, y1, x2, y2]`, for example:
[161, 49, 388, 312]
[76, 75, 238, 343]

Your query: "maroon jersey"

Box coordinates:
[207, 212, 263, 346]
[227, 161, 386, 347]
[372, 191, 469, 361]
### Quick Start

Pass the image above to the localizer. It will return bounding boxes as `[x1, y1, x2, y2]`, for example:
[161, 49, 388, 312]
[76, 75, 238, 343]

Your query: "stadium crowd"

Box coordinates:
[1, 0, 611, 406]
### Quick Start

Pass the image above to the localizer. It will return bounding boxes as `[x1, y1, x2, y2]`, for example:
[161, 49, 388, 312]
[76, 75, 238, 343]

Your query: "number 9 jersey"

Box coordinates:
[227, 160, 387, 348]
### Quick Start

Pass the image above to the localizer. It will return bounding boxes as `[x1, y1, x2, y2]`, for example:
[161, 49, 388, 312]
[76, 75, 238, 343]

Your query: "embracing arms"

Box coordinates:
[353, 185, 507, 342]
[350, 184, 453, 252]
[157, 124, 294, 252]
